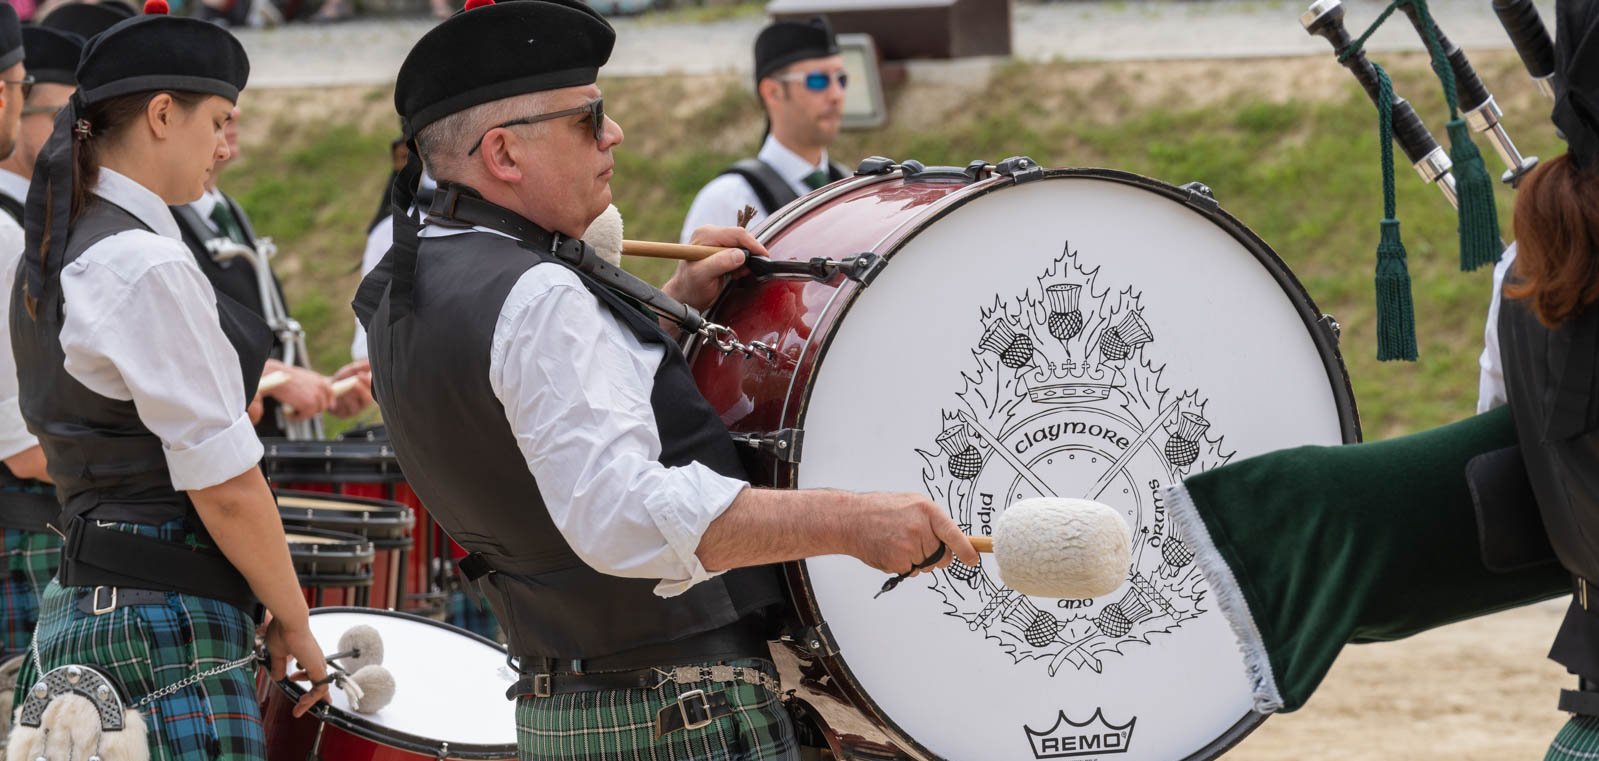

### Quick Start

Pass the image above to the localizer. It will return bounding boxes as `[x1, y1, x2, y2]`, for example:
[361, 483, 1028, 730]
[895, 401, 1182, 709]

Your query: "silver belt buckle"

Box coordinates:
[676, 689, 713, 732]
[532, 673, 552, 698]
[90, 586, 117, 616]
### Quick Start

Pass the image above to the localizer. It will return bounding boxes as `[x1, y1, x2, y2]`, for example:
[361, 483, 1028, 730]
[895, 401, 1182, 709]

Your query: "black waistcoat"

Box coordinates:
[1498, 290, 1599, 679]
[171, 197, 290, 438]
[11, 200, 272, 596]
[363, 220, 784, 663]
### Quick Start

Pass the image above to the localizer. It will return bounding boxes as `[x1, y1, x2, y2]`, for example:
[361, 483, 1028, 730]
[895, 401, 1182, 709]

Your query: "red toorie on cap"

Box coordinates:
[463, 0, 494, 11]
[143, 0, 170, 14]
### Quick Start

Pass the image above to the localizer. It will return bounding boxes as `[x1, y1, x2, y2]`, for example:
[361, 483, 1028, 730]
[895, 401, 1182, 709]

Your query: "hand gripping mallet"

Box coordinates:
[875, 497, 1132, 600]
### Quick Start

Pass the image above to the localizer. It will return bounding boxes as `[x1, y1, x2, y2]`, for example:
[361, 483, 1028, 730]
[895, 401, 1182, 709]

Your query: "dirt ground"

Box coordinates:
[1226, 600, 1572, 760]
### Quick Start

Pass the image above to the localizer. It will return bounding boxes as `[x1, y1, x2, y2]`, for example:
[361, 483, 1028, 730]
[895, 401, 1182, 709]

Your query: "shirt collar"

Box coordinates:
[93, 168, 182, 242]
[0, 169, 28, 205]
[757, 134, 828, 186]
[189, 187, 223, 222]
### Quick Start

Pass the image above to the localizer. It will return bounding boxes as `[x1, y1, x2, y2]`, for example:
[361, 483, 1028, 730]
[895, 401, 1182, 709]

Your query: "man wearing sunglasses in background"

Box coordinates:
[679, 16, 850, 241]
[0, 26, 76, 225]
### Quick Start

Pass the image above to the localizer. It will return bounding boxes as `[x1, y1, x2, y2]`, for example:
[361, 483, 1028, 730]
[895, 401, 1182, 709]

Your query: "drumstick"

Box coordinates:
[622, 240, 725, 262]
[332, 376, 362, 397]
[258, 370, 291, 394]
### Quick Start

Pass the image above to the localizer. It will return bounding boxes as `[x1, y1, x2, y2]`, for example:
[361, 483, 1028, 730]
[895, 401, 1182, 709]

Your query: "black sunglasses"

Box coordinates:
[466, 97, 604, 156]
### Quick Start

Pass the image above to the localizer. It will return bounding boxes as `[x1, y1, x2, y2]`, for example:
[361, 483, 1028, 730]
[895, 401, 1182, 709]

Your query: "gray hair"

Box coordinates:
[415, 91, 556, 182]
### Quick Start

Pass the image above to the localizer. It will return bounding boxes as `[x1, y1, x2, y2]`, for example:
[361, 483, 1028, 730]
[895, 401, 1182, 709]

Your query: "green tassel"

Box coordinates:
[1375, 219, 1418, 362]
[1446, 119, 1502, 271]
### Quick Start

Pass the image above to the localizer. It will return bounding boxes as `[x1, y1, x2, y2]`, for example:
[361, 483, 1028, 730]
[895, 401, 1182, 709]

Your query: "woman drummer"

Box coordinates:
[1474, 1, 1599, 758]
[7, 5, 328, 758]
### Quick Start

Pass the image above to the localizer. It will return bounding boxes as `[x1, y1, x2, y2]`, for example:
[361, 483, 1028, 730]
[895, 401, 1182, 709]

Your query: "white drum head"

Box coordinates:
[304, 609, 517, 748]
[794, 172, 1352, 760]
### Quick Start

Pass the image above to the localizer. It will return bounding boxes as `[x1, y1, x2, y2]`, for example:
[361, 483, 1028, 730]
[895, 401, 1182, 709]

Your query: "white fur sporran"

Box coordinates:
[6, 665, 149, 761]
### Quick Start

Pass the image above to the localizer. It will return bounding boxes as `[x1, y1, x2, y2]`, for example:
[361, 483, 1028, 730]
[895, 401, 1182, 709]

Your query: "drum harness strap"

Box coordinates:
[427, 184, 782, 363]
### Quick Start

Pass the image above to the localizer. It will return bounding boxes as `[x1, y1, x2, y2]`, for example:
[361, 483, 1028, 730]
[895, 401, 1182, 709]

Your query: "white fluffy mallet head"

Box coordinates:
[336, 625, 384, 673]
[992, 497, 1131, 599]
[347, 665, 396, 715]
[581, 204, 624, 267]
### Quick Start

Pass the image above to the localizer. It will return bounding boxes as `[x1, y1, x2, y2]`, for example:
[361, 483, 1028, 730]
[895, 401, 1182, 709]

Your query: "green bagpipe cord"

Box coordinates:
[1166, 405, 1568, 714]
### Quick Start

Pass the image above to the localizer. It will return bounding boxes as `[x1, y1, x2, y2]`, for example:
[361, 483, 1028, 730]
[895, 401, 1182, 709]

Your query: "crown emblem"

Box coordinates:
[1023, 708, 1136, 759]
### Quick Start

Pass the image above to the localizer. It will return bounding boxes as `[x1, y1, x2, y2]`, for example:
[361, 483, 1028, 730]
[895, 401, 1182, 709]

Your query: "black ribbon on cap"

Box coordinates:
[21, 92, 86, 314]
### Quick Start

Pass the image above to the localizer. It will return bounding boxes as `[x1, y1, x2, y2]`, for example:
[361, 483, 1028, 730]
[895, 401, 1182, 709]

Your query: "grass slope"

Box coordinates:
[227, 51, 1562, 439]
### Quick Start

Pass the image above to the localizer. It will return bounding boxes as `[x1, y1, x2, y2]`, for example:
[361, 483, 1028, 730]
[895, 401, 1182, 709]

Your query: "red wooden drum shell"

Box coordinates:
[689, 165, 1359, 761]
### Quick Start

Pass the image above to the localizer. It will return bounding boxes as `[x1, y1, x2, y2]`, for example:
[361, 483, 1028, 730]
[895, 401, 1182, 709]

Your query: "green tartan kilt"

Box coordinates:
[516, 658, 799, 761]
[12, 520, 264, 761]
[1547, 715, 1599, 761]
[0, 527, 61, 659]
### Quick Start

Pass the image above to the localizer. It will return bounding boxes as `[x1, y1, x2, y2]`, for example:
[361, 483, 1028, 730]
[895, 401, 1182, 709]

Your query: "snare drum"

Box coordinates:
[263, 435, 449, 616]
[262, 607, 518, 760]
[278, 491, 415, 609]
[689, 162, 1360, 760]
[287, 528, 375, 608]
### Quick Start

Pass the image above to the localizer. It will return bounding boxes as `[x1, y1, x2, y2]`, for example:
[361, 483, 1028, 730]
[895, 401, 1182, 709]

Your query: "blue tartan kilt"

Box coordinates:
[12, 520, 264, 761]
[0, 526, 61, 659]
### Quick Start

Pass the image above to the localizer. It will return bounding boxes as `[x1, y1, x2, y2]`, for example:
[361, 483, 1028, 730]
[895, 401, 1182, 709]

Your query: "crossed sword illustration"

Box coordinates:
[953, 402, 1181, 675]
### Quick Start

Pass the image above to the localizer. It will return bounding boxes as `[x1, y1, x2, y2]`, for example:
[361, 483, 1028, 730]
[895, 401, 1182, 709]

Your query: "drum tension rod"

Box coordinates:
[746, 253, 885, 285]
[729, 428, 803, 464]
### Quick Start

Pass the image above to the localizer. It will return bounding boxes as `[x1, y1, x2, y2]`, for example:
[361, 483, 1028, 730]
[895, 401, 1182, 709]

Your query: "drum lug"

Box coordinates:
[1320, 313, 1343, 341]
[731, 428, 804, 464]
[994, 155, 1045, 183]
[901, 160, 986, 184]
[787, 622, 839, 658]
[855, 156, 899, 176]
[1181, 181, 1219, 211]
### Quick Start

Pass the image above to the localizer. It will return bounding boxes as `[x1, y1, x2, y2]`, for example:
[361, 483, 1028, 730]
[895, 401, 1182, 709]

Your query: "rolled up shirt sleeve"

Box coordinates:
[488, 264, 748, 597]
[59, 234, 262, 491]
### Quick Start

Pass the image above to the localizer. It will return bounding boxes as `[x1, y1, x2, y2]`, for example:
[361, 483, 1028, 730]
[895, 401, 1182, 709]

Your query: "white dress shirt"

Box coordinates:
[415, 223, 748, 597]
[1477, 244, 1518, 413]
[350, 214, 393, 361]
[0, 210, 35, 460]
[187, 188, 227, 236]
[0, 169, 28, 208]
[679, 134, 833, 243]
[56, 168, 262, 491]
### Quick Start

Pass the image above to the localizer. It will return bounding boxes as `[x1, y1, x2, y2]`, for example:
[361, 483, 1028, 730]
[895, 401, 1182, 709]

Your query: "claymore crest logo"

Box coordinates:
[1024, 709, 1136, 759]
[918, 244, 1234, 674]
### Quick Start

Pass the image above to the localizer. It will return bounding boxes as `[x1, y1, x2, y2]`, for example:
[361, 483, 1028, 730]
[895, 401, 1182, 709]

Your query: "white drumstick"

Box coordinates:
[258, 369, 291, 394]
[331, 376, 362, 397]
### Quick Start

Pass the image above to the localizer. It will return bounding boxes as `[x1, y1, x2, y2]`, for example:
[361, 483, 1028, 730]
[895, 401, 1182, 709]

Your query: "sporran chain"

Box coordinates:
[27, 640, 256, 710]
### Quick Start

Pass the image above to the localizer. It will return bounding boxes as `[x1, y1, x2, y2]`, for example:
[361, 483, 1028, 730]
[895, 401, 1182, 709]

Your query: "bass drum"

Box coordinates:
[688, 162, 1360, 761]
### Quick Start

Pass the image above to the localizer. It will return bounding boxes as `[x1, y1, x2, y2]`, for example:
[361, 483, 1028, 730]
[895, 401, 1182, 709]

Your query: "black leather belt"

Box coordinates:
[1562, 678, 1599, 717]
[74, 586, 170, 615]
[60, 518, 256, 612]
